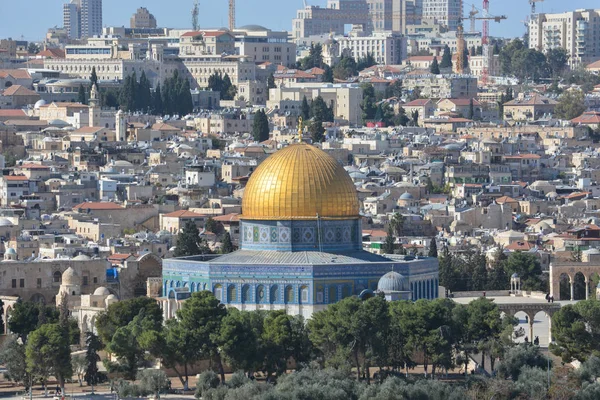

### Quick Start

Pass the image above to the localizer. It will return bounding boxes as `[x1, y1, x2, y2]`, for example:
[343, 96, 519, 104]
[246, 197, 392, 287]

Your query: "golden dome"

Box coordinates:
[242, 143, 360, 220]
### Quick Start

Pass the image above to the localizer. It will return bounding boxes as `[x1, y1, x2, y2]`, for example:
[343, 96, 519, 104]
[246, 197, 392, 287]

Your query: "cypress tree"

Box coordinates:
[430, 57, 440, 74]
[90, 67, 98, 89]
[309, 117, 325, 143]
[178, 78, 194, 115]
[468, 98, 474, 120]
[152, 83, 164, 115]
[382, 225, 395, 254]
[301, 96, 310, 121]
[463, 48, 470, 70]
[252, 110, 269, 142]
[428, 238, 438, 258]
[138, 71, 151, 113]
[77, 84, 87, 105]
[174, 220, 202, 257]
[440, 45, 452, 69]
[221, 232, 234, 254]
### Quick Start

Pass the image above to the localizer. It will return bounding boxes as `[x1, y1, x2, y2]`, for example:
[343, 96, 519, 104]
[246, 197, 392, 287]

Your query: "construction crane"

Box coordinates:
[191, 0, 199, 31]
[480, 0, 506, 84]
[468, 5, 479, 33]
[229, 0, 235, 31]
[529, 0, 544, 15]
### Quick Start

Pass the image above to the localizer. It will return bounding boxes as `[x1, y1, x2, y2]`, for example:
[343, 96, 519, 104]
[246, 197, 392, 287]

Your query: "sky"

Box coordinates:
[1, 0, 599, 42]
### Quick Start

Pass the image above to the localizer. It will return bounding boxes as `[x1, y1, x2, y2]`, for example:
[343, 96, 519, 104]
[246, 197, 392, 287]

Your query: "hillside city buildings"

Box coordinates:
[2, 0, 600, 367]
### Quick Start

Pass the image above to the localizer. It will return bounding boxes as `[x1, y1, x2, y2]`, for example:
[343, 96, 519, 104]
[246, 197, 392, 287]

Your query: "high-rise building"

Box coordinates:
[130, 7, 157, 29]
[293, 0, 424, 39]
[529, 9, 600, 67]
[421, 0, 462, 31]
[63, 0, 103, 39]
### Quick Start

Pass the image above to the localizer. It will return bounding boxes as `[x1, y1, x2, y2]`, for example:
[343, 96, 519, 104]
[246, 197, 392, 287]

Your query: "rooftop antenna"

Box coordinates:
[192, 0, 200, 31]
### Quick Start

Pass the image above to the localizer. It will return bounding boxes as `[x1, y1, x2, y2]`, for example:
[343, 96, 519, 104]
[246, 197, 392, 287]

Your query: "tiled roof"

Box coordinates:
[212, 213, 240, 222]
[404, 99, 431, 106]
[0, 69, 31, 79]
[571, 111, 600, 125]
[0, 109, 27, 118]
[3, 175, 28, 181]
[2, 85, 38, 97]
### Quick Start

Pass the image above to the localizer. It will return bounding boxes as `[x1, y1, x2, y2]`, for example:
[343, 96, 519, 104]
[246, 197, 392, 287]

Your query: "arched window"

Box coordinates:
[285, 285, 294, 304]
[256, 285, 265, 303]
[53, 271, 62, 283]
[300, 286, 309, 304]
[242, 284, 250, 303]
[328, 286, 337, 303]
[342, 285, 352, 299]
[213, 284, 222, 301]
[270, 285, 278, 304]
[227, 285, 237, 303]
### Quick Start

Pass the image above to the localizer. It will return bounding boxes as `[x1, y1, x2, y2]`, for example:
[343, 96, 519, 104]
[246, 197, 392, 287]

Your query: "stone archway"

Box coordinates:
[550, 262, 600, 300]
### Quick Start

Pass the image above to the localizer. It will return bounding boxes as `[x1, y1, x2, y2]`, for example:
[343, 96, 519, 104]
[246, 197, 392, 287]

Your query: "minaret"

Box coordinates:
[89, 84, 100, 127]
[116, 110, 126, 142]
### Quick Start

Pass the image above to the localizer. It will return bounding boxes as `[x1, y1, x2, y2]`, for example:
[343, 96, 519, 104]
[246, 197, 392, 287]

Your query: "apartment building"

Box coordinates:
[63, 0, 103, 39]
[338, 30, 407, 65]
[421, 0, 463, 31]
[130, 7, 157, 29]
[292, 0, 422, 39]
[529, 9, 600, 67]
[234, 26, 297, 67]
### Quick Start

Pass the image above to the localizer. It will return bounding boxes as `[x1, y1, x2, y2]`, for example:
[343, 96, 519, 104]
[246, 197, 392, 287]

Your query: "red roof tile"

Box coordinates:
[73, 202, 124, 211]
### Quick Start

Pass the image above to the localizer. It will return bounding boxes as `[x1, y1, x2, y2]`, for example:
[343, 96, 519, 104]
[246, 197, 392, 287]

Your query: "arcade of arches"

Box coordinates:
[550, 262, 600, 301]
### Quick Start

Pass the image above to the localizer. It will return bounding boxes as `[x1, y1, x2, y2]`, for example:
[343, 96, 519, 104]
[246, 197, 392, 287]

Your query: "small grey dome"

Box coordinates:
[62, 267, 80, 285]
[93, 286, 111, 296]
[34, 99, 47, 109]
[511, 273, 519, 279]
[399, 192, 414, 200]
[378, 271, 408, 292]
[5, 248, 16, 255]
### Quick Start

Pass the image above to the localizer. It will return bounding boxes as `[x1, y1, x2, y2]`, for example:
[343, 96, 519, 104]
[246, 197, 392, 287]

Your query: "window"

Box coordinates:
[11, 279, 16, 288]
[83, 276, 89, 286]
[20, 279, 24, 288]
[93, 277, 98, 284]
[213, 284, 223, 301]
[301, 286, 309, 303]
[37, 278, 42, 288]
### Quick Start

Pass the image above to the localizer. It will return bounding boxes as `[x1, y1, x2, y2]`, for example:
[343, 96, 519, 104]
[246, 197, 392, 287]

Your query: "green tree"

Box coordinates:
[27, 42, 40, 54]
[430, 56, 440, 74]
[394, 107, 410, 126]
[174, 220, 202, 257]
[428, 238, 438, 258]
[357, 53, 376, 71]
[438, 245, 458, 292]
[440, 45, 453, 69]
[551, 300, 600, 363]
[120, 73, 137, 112]
[333, 55, 358, 80]
[503, 252, 545, 291]
[385, 79, 403, 98]
[77, 84, 87, 104]
[300, 96, 310, 121]
[221, 232, 234, 254]
[262, 311, 312, 378]
[322, 64, 334, 83]
[308, 117, 325, 143]
[382, 224, 395, 254]
[137, 71, 152, 112]
[138, 369, 170, 399]
[547, 48, 569, 78]
[0, 336, 29, 387]
[178, 291, 228, 381]
[84, 332, 103, 393]
[179, 78, 194, 115]
[360, 83, 377, 124]
[251, 109, 270, 142]
[95, 296, 163, 346]
[217, 309, 266, 375]
[497, 344, 550, 380]
[555, 89, 587, 120]
[90, 66, 98, 89]
[391, 212, 405, 237]
[26, 323, 72, 392]
[8, 299, 58, 342]
[205, 217, 218, 234]
[152, 83, 164, 115]
[267, 73, 276, 100]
